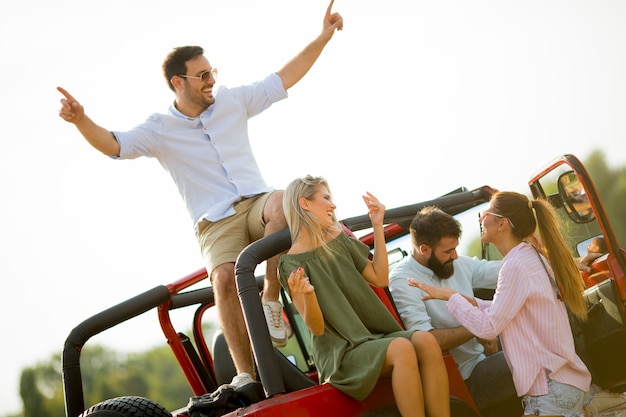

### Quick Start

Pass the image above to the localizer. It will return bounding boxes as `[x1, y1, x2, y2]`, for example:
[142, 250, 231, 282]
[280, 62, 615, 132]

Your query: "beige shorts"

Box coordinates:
[196, 192, 272, 278]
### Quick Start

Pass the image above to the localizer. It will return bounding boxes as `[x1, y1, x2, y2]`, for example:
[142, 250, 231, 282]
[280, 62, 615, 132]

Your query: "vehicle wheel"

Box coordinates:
[82, 396, 170, 417]
[450, 395, 480, 417]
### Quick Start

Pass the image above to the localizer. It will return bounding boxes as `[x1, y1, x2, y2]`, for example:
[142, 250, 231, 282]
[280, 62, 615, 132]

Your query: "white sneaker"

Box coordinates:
[263, 301, 288, 348]
[228, 372, 255, 388]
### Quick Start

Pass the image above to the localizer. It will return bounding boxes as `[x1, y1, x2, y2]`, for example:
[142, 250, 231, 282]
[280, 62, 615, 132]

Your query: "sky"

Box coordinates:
[1, 0, 626, 414]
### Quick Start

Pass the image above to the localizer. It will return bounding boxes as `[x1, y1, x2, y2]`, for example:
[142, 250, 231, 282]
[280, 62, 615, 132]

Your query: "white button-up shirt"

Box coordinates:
[113, 73, 287, 228]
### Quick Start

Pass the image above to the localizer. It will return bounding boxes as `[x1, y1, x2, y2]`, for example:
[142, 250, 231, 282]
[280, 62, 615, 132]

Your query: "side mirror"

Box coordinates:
[576, 235, 607, 258]
[557, 171, 595, 224]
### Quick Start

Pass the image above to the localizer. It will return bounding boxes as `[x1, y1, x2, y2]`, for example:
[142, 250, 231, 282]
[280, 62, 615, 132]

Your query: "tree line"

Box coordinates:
[12, 344, 194, 417]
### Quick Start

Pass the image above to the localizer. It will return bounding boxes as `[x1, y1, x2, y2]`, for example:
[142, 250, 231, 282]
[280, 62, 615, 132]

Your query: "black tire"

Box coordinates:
[82, 396, 170, 417]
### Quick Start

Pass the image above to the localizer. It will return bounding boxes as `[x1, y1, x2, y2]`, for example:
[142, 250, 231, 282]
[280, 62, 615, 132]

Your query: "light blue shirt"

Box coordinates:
[113, 73, 288, 228]
[388, 255, 500, 379]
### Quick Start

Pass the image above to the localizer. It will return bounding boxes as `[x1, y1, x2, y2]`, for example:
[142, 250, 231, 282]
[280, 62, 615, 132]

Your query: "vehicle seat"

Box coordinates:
[211, 328, 316, 392]
[574, 278, 626, 392]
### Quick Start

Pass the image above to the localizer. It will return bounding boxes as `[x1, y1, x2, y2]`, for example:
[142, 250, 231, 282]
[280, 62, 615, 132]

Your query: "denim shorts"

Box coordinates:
[522, 375, 586, 416]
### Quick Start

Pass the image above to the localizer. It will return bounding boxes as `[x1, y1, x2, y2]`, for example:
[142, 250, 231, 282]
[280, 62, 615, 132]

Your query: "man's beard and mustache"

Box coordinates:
[427, 255, 455, 279]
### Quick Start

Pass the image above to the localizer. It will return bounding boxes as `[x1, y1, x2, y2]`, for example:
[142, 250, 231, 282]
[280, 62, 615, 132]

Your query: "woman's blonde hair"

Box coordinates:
[283, 175, 341, 251]
[491, 191, 587, 320]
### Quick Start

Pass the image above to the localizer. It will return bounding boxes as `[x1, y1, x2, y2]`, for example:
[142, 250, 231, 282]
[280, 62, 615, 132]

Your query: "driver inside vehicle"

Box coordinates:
[575, 236, 607, 274]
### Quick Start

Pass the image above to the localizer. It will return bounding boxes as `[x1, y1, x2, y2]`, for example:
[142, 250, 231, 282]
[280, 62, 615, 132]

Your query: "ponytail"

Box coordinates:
[532, 199, 587, 320]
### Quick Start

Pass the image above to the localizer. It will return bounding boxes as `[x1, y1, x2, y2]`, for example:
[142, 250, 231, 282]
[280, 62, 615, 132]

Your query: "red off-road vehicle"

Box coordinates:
[62, 154, 626, 417]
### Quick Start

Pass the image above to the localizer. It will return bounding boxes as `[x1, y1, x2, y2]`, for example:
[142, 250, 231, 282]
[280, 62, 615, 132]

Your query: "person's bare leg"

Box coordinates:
[381, 338, 425, 417]
[212, 263, 255, 377]
[260, 191, 287, 304]
[411, 331, 450, 417]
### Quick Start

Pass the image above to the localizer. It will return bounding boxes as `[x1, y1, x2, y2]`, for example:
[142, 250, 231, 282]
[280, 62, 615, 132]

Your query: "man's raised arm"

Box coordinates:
[57, 86, 121, 157]
[277, 0, 343, 90]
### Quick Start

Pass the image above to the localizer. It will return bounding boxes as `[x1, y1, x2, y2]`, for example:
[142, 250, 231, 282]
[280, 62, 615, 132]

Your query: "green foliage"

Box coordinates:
[466, 238, 483, 259]
[584, 150, 626, 246]
[16, 343, 194, 417]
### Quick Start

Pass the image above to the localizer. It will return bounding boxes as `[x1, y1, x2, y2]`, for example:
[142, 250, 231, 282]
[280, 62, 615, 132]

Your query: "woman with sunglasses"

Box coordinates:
[411, 191, 590, 417]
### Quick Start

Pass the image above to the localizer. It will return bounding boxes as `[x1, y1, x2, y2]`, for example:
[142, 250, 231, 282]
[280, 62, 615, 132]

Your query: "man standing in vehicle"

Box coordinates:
[389, 206, 520, 416]
[57, 0, 343, 389]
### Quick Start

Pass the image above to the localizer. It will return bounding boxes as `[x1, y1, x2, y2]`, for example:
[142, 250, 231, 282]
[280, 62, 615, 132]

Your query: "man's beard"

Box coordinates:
[427, 255, 455, 279]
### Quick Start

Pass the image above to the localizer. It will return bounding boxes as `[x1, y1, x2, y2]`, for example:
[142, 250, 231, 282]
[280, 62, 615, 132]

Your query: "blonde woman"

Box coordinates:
[278, 175, 450, 417]
[413, 191, 591, 417]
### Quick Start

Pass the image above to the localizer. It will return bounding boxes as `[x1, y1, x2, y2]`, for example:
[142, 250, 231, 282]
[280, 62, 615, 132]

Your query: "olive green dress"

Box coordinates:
[278, 232, 415, 401]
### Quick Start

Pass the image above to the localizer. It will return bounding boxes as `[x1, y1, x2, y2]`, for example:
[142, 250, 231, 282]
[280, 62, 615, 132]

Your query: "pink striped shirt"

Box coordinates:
[447, 242, 591, 396]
